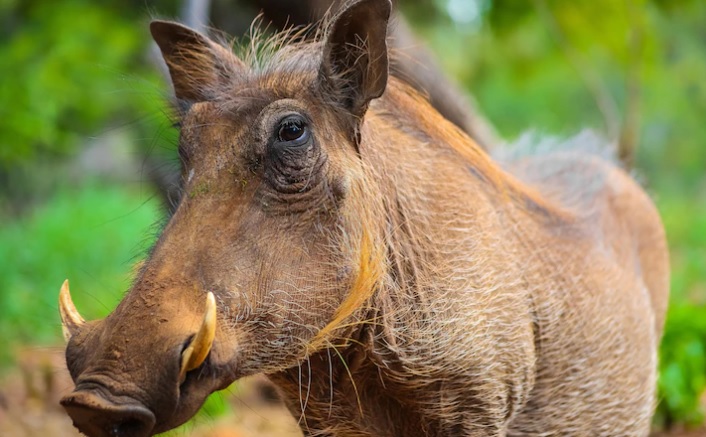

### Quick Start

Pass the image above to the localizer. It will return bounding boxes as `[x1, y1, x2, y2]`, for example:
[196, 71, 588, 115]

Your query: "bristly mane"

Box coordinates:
[201, 14, 433, 103]
[223, 17, 325, 75]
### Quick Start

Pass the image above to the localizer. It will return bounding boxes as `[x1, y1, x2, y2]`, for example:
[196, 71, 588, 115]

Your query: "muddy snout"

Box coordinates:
[61, 390, 156, 437]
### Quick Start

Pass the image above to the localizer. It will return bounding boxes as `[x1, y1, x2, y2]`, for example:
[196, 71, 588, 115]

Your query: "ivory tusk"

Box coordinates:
[179, 292, 216, 383]
[59, 279, 85, 342]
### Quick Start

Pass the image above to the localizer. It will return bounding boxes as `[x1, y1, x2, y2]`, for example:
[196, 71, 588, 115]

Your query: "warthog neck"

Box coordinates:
[269, 338, 431, 436]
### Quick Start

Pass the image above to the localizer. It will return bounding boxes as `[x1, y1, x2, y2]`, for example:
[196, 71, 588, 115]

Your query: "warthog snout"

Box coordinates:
[59, 281, 224, 436]
[61, 389, 155, 437]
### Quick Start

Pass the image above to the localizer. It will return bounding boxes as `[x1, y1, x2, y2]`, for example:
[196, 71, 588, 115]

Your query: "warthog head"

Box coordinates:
[59, 0, 391, 435]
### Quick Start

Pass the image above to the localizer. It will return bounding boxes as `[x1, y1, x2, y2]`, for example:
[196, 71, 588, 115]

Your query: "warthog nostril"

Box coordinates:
[61, 390, 155, 437]
[109, 418, 147, 437]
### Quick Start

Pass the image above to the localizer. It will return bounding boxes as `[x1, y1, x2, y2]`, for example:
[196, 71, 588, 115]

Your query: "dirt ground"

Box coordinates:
[0, 346, 302, 437]
[1, 346, 703, 437]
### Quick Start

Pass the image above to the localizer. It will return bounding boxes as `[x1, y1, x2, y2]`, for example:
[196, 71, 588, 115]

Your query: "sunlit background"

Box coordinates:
[1, 0, 705, 435]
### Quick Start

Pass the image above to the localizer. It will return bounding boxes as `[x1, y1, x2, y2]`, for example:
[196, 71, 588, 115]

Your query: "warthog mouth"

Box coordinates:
[59, 282, 221, 437]
[61, 386, 156, 437]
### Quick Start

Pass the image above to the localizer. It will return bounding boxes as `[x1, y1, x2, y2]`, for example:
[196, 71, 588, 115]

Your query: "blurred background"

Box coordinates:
[1, 0, 705, 435]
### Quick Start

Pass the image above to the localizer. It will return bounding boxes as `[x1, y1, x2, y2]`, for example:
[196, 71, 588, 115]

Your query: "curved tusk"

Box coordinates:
[180, 292, 216, 383]
[59, 279, 85, 342]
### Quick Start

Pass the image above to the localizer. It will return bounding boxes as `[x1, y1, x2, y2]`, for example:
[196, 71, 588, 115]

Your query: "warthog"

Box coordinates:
[59, 0, 669, 435]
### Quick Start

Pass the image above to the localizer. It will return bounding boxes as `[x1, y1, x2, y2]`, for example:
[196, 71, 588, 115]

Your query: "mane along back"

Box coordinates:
[370, 78, 572, 224]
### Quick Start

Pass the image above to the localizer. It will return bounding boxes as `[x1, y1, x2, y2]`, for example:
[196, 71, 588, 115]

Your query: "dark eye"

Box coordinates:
[275, 116, 310, 147]
[278, 120, 303, 142]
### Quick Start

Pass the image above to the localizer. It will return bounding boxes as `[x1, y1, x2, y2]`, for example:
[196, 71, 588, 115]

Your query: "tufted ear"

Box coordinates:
[319, 0, 391, 119]
[150, 20, 246, 103]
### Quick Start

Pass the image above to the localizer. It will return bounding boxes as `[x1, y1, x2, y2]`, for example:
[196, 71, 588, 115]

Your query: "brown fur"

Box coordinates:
[61, 1, 669, 436]
[224, 0, 498, 148]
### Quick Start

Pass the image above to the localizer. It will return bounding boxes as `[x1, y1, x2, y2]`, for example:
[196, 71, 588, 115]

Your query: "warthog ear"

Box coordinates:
[150, 20, 246, 103]
[319, 0, 391, 119]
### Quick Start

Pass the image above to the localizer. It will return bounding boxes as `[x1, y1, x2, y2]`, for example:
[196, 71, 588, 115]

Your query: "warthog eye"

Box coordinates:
[265, 111, 320, 194]
[275, 115, 309, 147]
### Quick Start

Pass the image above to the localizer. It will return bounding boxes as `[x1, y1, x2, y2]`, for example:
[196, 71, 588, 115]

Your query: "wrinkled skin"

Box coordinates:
[60, 0, 669, 436]
[62, 1, 391, 434]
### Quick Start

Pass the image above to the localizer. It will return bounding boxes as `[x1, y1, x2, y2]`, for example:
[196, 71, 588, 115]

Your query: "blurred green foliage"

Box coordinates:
[0, 0, 705, 430]
[655, 195, 706, 427]
[1, 0, 143, 166]
[410, 0, 706, 189]
[656, 303, 706, 427]
[0, 0, 179, 214]
[0, 183, 161, 364]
